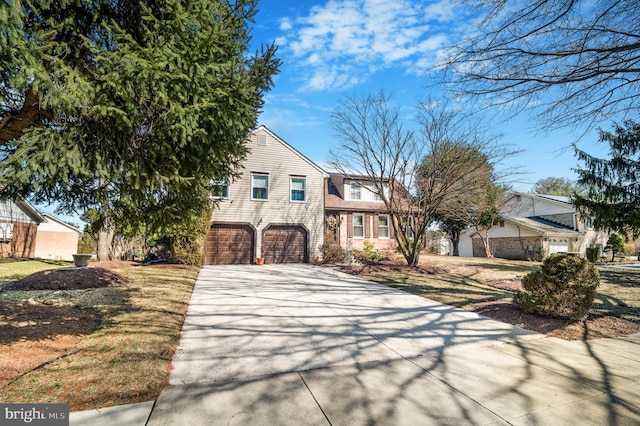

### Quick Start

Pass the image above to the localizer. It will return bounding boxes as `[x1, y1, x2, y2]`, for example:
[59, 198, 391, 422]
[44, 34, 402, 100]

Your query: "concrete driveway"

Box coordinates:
[140, 264, 640, 425]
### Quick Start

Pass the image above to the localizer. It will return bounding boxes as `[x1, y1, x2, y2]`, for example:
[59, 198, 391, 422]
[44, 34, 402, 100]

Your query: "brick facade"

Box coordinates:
[0, 222, 38, 258]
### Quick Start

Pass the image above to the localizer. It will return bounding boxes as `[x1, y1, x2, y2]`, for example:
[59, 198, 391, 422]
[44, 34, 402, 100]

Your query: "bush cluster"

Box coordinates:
[586, 247, 600, 263]
[514, 254, 600, 321]
[353, 240, 385, 263]
[317, 244, 346, 264]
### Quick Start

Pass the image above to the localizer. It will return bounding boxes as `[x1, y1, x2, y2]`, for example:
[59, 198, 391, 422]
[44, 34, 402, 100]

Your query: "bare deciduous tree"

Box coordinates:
[439, 0, 640, 132]
[330, 92, 517, 266]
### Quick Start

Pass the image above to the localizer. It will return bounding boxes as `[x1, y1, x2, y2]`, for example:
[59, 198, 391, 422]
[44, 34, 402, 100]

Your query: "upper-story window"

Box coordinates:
[290, 177, 306, 202]
[252, 173, 269, 200]
[583, 216, 593, 229]
[350, 182, 362, 200]
[211, 178, 229, 199]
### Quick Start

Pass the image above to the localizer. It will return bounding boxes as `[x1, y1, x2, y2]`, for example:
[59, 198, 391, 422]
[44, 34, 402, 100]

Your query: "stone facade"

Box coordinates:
[473, 236, 543, 260]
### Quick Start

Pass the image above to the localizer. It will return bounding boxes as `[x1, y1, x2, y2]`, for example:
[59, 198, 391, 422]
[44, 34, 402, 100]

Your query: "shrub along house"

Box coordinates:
[0, 197, 44, 258]
[458, 193, 609, 259]
[204, 126, 328, 265]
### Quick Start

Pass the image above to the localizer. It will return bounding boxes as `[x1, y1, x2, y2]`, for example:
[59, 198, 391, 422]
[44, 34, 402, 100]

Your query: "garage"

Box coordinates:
[548, 238, 570, 255]
[263, 225, 308, 263]
[204, 224, 255, 265]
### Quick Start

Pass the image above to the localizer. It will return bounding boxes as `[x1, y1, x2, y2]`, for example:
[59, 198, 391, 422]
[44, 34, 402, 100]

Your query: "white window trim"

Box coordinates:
[353, 213, 364, 239]
[378, 214, 390, 239]
[251, 173, 269, 201]
[350, 182, 362, 200]
[290, 176, 307, 203]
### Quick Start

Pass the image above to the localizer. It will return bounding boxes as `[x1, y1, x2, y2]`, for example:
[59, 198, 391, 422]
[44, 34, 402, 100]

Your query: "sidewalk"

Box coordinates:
[71, 265, 640, 425]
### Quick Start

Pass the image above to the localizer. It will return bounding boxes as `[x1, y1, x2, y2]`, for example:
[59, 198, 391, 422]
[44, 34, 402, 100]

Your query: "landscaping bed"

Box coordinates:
[0, 260, 198, 411]
[337, 255, 640, 341]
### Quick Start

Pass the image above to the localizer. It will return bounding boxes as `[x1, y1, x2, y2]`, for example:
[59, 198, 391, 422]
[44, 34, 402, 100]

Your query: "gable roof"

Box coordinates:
[40, 213, 81, 233]
[507, 217, 581, 237]
[512, 192, 573, 207]
[252, 126, 328, 178]
[325, 173, 389, 212]
[0, 198, 44, 224]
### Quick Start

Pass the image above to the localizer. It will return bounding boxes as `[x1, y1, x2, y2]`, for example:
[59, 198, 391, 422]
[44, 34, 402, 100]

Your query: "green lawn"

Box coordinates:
[0, 259, 71, 283]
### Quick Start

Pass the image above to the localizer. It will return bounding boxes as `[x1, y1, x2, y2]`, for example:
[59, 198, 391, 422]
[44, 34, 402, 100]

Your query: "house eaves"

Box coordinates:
[507, 217, 582, 237]
[41, 213, 81, 233]
[14, 199, 45, 224]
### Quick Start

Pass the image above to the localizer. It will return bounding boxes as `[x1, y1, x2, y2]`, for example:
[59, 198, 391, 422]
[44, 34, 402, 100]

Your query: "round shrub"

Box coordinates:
[514, 254, 600, 321]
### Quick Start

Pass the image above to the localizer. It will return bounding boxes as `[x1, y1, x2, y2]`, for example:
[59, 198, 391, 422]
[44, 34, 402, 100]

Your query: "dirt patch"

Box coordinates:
[3, 267, 129, 291]
[485, 278, 524, 292]
[337, 262, 640, 341]
[471, 300, 640, 340]
[0, 265, 128, 389]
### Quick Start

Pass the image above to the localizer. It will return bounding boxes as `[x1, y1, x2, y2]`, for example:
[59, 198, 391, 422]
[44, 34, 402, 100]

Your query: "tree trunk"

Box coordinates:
[451, 230, 460, 256]
[479, 234, 493, 258]
[97, 229, 114, 261]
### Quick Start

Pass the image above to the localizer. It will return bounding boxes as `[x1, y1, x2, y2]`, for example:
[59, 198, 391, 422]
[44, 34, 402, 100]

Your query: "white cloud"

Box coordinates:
[277, 0, 466, 92]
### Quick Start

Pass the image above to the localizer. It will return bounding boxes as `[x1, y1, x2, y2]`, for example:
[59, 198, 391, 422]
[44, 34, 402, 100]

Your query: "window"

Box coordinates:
[583, 216, 593, 229]
[378, 215, 389, 238]
[353, 214, 364, 238]
[350, 182, 362, 200]
[252, 174, 269, 200]
[373, 191, 382, 201]
[211, 178, 229, 199]
[290, 177, 306, 202]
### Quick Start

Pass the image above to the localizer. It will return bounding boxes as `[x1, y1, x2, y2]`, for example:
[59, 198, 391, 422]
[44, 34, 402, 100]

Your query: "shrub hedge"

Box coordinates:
[514, 254, 600, 321]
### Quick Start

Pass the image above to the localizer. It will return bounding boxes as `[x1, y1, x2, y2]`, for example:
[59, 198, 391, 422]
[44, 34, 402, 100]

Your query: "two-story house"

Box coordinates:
[324, 173, 397, 251]
[204, 126, 327, 265]
[458, 193, 609, 259]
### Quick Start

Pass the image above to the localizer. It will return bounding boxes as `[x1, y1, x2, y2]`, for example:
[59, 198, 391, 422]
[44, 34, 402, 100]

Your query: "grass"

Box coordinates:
[0, 264, 198, 411]
[359, 254, 640, 322]
[360, 255, 539, 308]
[0, 259, 70, 283]
[594, 267, 640, 322]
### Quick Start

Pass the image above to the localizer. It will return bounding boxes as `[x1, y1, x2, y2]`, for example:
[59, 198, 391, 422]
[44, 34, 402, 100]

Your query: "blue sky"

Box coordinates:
[42, 0, 612, 226]
[249, 0, 609, 190]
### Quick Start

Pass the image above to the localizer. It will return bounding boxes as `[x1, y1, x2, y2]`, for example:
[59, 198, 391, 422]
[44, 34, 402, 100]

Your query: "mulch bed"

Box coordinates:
[336, 264, 640, 340]
[2, 267, 129, 291]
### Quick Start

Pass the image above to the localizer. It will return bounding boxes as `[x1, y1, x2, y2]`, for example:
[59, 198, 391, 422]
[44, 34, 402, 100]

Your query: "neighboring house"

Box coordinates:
[204, 126, 328, 264]
[0, 198, 44, 258]
[458, 193, 609, 259]
[34, 213, 80, 261]
[325, 173, 396, 251]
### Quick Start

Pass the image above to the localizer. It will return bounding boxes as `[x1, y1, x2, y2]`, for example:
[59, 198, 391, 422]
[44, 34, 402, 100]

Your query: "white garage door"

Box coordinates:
[548, 239, 570, 254]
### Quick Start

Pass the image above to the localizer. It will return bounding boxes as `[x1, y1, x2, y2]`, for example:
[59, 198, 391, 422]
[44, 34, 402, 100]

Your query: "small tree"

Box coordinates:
[604, 233, 625, 262]
[514, 254, 600, 321]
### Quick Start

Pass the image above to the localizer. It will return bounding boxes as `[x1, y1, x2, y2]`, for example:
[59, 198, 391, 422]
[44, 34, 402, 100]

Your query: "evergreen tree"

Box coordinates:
[0, 0, 280, 259]
[574, 120, 640, 238]
[604, 234, 626, 262]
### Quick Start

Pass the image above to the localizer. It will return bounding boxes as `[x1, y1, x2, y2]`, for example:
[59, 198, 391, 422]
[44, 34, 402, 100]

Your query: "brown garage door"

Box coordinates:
[263, 225, 308, 263]
[204, 224, 254, 265]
